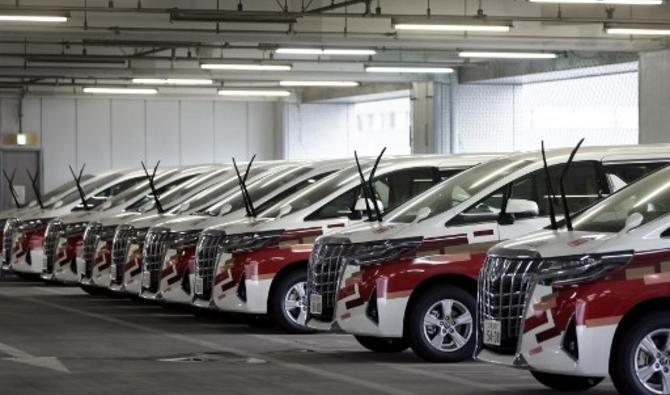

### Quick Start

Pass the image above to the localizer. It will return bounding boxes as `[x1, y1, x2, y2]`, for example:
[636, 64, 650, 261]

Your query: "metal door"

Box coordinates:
[0, 147, 41, 210]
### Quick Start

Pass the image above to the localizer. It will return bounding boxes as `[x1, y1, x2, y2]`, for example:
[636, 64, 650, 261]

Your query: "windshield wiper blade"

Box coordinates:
[541, 141, 558, 230]
[354, 151, 373, 221]
[2, 169, 22, 209]
[141, 161, 164, 214]
[368, 147, 387, 222]
[560, 138, 585, 231]
[68, 164, 90, 211]
[26, 168, 44, 209]
[232, 154, 256, 217]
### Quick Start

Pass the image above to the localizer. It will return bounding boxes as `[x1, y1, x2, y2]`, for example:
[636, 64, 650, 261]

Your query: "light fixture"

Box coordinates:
[16, 134, 27, 146]
[218, 90, 291, 97]
[606, 24, 670, 35]
[83, 87, 158, 95]
[0, 11, 69, 23]
[132, 78, 214, 85]
[279, 81, 360, 87]
[530, 0, 661, 4]
[25, 55, 128, 69]
[365, 66, 454, 73]
[170, 10, 297, 24]
[200, 63, 292, 71]
[459, 51, 558, 59]
[275, 48, 377, 56]
[393, 20, 512, 33]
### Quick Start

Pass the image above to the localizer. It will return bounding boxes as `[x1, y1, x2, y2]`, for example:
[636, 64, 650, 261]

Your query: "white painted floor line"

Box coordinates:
[0, 291, 418, 395]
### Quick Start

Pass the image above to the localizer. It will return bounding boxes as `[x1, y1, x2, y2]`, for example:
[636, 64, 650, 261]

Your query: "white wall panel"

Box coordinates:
[214, 102, 247, 162]
[180, 101, 214, 165]
[42, 98, 76, 190]
[0, 98, 19, 134]
[22, 98, 41, 136]
[146, 100, 180, 166]
[111, 100, 146, 169]
[248, 102, 275, 160]
[285, 103, 350, 160]
[76, 99, 111, 174]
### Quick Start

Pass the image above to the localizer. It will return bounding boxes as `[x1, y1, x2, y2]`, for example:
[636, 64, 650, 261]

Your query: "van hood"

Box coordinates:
[321, 220, 415, 244]
[489, 229, 622, 259]
[154, 215, 234, 233]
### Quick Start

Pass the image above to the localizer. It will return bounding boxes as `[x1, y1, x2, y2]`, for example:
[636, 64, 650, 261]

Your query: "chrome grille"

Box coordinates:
[110, 225, 137, 284]
[142, 228, 171, 292]
[194, 230, 226, 300]
[2, 219, 18, 266]
[306, 238, 353, 321]
[82, 222, 102, 279]
[478, 255, 540, 354]
[43, 220, 64, 275]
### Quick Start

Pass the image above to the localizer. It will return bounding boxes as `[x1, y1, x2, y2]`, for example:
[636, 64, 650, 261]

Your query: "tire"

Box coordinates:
[354, 336, 409, 353]
[610, 310, 670, 395]
[531, 371, 603, 391]
[80, 284, 110, 296]
[269, 269, 314, 334]
[407, 286, 476, 363]
[14, 272, 42, 281]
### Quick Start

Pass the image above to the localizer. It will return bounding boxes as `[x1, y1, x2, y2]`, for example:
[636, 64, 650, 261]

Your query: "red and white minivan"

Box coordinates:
[476, 161, 670, 395]
[305, 144, 670, 362]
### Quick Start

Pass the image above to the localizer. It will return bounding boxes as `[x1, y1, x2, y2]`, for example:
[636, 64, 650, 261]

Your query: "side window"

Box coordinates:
[603, 162, 670, 184]
[72, 176, 145, 211]
[305, 187, 360, 221]
[447, 161, 607, 226]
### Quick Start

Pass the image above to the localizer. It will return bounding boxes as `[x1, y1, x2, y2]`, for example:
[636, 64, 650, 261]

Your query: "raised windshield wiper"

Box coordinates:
[232, 155, 256, 217]
[68, 164, 90, 211]
[560, 138, 585, 231]
[26, 168, 44, 209]
[141, 161, 164, 214]
[2, 169, 22, 209]
[368, 147, 387, 222]
[354, 151, 373, 221]
[541, 141, 558, 230]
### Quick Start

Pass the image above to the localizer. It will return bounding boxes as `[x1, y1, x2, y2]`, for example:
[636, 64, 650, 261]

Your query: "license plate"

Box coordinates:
[310, 294, 322, 315]
[483, 319, 502, 346]
[141, 271, 151, 288]
[195, 277, 204, 295]
[110, 264, 117, 280]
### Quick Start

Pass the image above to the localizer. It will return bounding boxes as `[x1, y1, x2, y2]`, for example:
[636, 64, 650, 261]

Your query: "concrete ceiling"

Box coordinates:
[0, 0, 668, 95]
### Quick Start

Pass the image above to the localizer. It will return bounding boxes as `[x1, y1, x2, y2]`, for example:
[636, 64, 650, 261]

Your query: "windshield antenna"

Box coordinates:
[141, 161, 164, 214]
[2, 169, 22, 208]
[541, 141, 557, 230]
[26, 168, 44, 209]
[354, 151, 373, 221]
[68, 164, 90, 211]
[232, 155, 256, 217]
[560, 138, 585, 231]
[368, 147, 387, 222]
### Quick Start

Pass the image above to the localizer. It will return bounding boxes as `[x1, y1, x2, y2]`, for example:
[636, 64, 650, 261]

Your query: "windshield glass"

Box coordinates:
[574, 167, 670, 233]
[49, 173, 124, 208]
[31, 177, 92, 207]
[385, 158, 534, 224]
[200, 166, 315, 216]
[127, 169, 230, 213]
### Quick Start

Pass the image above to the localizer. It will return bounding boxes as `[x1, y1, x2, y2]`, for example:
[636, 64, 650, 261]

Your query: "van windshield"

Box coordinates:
[385, 158, 533, 224]
[49, 173, 123, 208]
[574, 166, 670, 233]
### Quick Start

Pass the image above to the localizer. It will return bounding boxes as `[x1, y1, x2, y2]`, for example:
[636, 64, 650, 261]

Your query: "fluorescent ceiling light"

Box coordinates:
[530, 0, 661, 4]
[0, 14, 68, 23]
[132, 78, 214, 85]
[606, 26, 670, 35]
[275, 48, 377, 56]
[83, 87, 158, 95]
[459, 51, 558, 59]
[218, 90, 291, 97]
[201, 63, 292, 71]
[394, 23, 511, 32]
[365, 66, 454, 73]
[280, 81, 360, 87]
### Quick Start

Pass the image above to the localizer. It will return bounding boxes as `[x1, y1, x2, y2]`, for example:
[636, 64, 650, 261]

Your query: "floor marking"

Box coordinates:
[0, 342, 70, 373]
[375, 363, 503, 391]
[0, 291, 417, 395]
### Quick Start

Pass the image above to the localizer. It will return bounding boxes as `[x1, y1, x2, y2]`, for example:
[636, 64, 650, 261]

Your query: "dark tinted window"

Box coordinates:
[254, 171, 335, 214]
[604, 162, 669, 183]
[71, 176, 146, 211]
[122, 174, 199, 212]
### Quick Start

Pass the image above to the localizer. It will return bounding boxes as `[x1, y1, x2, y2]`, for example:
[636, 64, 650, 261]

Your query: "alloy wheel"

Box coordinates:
[422, 298, 473, 353]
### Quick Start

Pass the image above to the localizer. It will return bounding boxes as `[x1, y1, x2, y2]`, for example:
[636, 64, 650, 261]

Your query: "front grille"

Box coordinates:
[82, 223, 102, 279]
[142, 228, 172, 292]
[478, 255, 540, 354]
[43, 220, 64, 275]
[3, 219, 18, 266]
[194, 230, 226, 300]
[110, 225, 136, 284]
[306, 238, 353, 321]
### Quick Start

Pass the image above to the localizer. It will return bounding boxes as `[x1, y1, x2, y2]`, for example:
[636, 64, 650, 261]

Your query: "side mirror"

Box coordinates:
[413, 207, 432, 224]
[277, 205, 292, 218]
[178, 202, 190, 213]
[621, 212, 644, 234]
[354, 198, 384, 213]
[506, 199, 540, 218]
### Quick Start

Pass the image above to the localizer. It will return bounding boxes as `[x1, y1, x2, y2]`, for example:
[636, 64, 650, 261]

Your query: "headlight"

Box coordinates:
[220, 230, 283, 253]
[171, 230, 202, 249]
[62, 222, 88, 238]
[538, 251, 633, 286]
[347, 237, 422, 266]
[18, 218, 50, 233]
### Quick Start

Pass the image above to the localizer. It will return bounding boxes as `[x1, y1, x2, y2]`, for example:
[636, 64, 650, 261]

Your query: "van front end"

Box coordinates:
[4, 218, 48, 275]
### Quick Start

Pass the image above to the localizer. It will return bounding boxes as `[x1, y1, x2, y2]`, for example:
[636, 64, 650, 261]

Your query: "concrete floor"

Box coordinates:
[0, 273, 618, 395]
